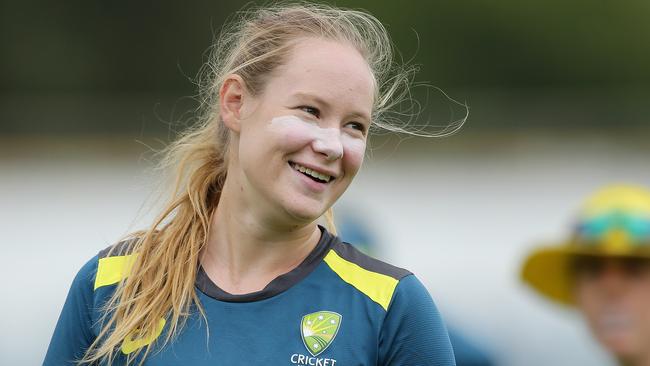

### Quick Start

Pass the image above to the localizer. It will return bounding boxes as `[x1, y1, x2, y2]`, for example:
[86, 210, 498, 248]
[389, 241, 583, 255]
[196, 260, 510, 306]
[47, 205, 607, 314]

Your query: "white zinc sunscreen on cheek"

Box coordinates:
[268, 116, 366, 160]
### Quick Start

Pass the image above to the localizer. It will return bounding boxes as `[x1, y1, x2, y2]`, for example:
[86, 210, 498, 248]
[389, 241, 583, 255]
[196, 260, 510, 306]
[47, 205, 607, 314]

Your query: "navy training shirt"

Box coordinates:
[44, 227, 456, 365]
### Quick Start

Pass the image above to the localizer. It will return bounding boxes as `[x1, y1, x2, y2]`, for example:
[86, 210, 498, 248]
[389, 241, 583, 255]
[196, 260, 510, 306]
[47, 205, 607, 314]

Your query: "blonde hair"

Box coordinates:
[81, 2, 453, 364]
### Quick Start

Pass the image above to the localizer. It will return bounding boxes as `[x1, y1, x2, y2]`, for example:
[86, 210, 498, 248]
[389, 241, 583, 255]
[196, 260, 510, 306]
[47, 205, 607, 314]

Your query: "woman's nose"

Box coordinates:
[312, 128, 344, 161]
[596, 263, 630, 295]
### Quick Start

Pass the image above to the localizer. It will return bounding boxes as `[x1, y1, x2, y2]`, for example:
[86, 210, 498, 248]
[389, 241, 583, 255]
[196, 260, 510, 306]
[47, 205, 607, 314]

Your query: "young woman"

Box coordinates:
[44, 3, 456, 365]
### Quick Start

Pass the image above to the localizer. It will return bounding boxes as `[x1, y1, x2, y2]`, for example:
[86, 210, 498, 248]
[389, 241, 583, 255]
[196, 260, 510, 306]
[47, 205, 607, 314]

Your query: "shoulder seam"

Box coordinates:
[94, 253, 138, 290]
[331, 241, 412, 280]
[324, 247, 403, 311]
[385, 273, 415, 311]
[94, 238, 139, 290]
[98, 238, 138, 259]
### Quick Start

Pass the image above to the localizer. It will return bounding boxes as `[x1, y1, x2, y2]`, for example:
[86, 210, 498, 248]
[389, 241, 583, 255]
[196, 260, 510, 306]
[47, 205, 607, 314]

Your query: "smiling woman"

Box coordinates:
[43, 3, 456, 366]
[226, 38, 372, 227]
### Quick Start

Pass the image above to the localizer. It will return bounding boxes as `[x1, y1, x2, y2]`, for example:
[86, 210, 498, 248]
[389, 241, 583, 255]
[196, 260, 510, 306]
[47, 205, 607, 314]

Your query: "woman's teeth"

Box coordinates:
[291, 163, 332, 183]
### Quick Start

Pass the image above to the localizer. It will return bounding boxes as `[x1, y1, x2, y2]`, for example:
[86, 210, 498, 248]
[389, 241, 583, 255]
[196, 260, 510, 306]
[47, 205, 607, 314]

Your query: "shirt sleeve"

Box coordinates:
[43, 255, 98, 365]
[378, 274, 456, 366]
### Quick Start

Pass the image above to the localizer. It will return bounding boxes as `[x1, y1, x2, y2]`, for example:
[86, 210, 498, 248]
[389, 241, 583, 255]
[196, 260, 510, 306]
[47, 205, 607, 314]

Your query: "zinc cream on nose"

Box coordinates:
[268, 115, 365, 159]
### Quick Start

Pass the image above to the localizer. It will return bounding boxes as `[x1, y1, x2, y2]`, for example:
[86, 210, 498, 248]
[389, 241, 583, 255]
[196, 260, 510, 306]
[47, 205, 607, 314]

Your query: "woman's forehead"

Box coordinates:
[267, 38, 375, 112]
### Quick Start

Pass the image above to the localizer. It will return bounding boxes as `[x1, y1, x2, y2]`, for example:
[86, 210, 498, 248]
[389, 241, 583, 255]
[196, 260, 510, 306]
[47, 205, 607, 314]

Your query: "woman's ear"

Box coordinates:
[219, 74, 247, 133]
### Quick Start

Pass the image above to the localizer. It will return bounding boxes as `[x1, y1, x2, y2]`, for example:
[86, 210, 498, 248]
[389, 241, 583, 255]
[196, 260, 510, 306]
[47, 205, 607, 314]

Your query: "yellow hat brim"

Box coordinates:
[521, 244, 650, 306]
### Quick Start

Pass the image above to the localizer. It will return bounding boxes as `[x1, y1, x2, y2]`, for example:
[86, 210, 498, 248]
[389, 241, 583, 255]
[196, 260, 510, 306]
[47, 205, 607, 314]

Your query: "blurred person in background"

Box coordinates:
[43, 2, 458, 365]
[522, 185, 650, 366]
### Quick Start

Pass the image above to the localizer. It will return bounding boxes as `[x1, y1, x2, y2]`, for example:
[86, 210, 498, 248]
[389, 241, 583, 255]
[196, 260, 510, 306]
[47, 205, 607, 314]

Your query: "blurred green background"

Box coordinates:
[3, 0, 650, 137]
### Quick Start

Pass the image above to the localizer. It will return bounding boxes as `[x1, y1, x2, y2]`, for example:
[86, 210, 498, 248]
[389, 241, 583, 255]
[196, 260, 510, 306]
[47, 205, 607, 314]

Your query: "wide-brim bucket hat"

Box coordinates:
[521, 184, 650, 306]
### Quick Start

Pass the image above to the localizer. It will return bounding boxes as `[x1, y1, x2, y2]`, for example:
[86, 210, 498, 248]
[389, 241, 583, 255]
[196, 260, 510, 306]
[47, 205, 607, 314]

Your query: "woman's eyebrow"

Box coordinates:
[348, 111, 371, 123]
[292, 92, 331, 108]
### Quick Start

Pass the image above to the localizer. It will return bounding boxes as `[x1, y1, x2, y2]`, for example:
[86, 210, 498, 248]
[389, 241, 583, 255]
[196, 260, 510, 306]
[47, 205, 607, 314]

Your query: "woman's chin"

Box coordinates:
[287, 208, 326, 225]
[279, 201, 329, 226]
[598, 332, 639, 359]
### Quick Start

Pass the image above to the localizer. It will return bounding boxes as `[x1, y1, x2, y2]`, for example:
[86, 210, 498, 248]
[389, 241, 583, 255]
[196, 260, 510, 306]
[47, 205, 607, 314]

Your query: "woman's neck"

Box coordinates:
[200, 187, 321, 295]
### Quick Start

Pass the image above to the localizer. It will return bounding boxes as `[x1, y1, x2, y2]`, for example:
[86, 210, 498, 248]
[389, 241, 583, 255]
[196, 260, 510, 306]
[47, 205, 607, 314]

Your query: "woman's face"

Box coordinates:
[227, 38, 374, 226]
[574, 257, 650, 363]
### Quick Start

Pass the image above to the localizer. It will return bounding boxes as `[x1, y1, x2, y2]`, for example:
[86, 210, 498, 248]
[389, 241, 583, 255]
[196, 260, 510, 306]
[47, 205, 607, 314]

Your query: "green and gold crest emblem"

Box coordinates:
[300, 311, 342, 356]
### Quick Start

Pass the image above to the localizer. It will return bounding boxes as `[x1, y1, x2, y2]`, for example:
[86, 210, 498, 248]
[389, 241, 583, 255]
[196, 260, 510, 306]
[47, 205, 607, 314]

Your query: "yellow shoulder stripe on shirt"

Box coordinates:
[121, 318, 167, 355]
[323, 249, 399, 311]
[94, 254, 138, 290]
[94, 253, 166, 354]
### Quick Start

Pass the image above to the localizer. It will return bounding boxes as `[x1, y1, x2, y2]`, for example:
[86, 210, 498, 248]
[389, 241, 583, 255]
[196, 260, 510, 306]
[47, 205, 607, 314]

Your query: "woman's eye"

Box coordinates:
[346, 122, 367, 134]
[299, 106, 320, 118]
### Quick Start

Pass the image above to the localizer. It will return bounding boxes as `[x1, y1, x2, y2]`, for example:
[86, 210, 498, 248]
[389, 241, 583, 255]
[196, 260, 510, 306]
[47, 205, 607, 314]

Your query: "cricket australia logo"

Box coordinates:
[300, 311, 342, 356]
